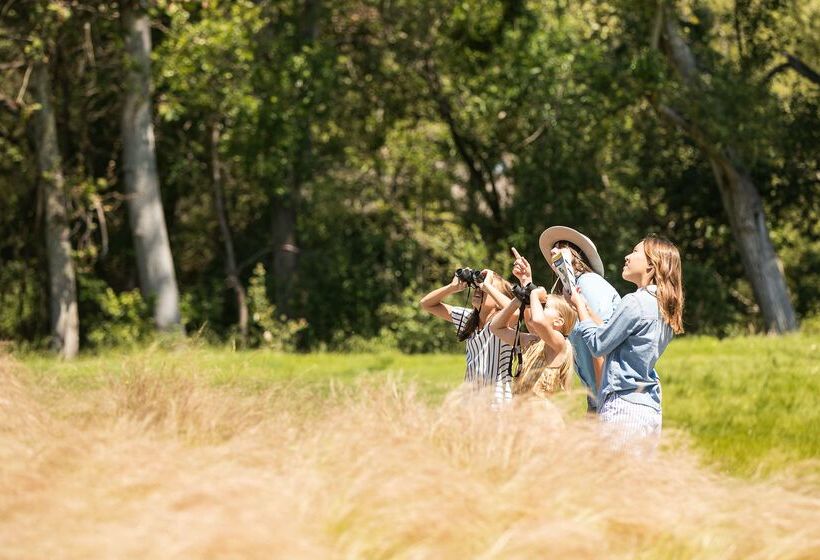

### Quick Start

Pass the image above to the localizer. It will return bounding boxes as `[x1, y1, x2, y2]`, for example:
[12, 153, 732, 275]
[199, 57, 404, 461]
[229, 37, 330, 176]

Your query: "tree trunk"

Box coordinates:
[30, 62, 80, 358]
[655, 3, 798, 333]
[120, 1, 181, 330]
[210, 122, 248, 345]
[270, 0, 320, 317]
[272, 199, 298, 317]
[710, 153, 798, 332]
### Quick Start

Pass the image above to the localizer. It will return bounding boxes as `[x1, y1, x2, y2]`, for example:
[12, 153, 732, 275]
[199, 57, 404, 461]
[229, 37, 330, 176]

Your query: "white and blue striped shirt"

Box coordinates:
[451, 307, 514, 390]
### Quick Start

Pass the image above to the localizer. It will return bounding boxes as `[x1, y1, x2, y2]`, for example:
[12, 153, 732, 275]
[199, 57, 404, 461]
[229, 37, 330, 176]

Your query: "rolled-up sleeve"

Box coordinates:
[578, 295, 640, 357]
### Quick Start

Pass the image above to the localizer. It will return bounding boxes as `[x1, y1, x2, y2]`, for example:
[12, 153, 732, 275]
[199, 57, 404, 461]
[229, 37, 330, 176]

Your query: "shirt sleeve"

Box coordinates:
[577, 294, 640, 357]
[577, 274, 620, 322]
[450, 306, 470, 331]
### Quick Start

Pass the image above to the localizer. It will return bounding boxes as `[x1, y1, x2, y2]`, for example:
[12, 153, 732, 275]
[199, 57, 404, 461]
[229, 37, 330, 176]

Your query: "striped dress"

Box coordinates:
[450, 307, 513, 391]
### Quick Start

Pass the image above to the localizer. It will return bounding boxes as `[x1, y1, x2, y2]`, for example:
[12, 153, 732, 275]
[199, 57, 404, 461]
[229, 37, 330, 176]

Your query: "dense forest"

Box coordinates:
[1, 0, 817, 357]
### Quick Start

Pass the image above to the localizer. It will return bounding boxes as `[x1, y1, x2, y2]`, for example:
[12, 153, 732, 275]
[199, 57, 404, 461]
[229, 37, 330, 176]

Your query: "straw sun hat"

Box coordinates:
[538, 226, 605, 276]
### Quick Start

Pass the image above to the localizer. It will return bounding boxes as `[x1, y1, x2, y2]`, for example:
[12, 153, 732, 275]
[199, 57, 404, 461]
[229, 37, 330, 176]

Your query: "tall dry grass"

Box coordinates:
[1, 355, 818, 559]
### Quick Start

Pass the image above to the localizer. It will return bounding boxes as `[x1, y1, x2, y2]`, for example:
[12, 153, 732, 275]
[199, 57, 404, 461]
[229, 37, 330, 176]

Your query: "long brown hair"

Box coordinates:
[457, 275, 514, 342]
[643, 235, 685, 334]
[550, 241, 594, 295]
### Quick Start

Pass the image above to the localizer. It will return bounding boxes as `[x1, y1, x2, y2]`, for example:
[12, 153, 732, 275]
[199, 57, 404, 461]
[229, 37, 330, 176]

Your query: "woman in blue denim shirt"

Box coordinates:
[568, 236, 684, 450]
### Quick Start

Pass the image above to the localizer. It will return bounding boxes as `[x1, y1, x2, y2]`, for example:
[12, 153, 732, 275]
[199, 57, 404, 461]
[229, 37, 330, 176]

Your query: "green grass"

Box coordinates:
[661, 333, 820, 478]
[16, 332, 820, 479]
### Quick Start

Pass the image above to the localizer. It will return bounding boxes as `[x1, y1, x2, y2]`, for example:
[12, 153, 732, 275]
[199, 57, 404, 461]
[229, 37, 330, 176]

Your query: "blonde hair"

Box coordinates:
[493, 275, 515, 302]
[515, 295, 576, 396]
[546, 294, 576, 392]
[643, 235, 685, 334]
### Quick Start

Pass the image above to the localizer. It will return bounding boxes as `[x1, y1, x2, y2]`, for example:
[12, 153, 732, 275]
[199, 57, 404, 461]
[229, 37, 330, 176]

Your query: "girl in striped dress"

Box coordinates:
[420, 270, 515, 392]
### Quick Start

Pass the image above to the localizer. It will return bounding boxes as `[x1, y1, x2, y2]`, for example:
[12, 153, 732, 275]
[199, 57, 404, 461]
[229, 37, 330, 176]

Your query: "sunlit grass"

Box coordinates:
[17, 332, 820, 478]
[3, 346, 819, 559]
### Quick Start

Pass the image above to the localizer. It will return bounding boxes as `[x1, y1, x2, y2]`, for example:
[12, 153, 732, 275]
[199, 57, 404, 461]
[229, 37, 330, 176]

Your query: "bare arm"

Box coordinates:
[569, 290, 601, 325]
[528, 287, 566, 354]
[593, 356, 604, 393]
[479, 269, 512, 310]
[419, 275, 465, 321]
[490, 298, 524, 347]
[568, 286, 607, 326]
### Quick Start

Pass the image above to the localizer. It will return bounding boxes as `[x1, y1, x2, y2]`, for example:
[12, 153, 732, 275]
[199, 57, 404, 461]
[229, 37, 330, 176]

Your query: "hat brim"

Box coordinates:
[539, 226, 605, 276]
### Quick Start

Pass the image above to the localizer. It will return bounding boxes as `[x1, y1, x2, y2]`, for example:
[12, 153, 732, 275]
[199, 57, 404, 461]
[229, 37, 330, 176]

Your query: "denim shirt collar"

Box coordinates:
[642, 284, 658, 296]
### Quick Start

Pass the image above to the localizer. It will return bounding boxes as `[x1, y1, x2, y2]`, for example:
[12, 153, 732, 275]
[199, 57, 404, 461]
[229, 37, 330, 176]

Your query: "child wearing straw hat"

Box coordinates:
[516, 227, 621, 413]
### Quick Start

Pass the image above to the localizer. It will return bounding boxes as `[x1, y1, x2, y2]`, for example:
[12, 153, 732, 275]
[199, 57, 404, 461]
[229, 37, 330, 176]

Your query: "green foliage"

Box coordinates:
[663, 332, 820, 477]
[377, 285, 462, 354]
[247, 263, 306, 350]
[0, 260, 42, 343]
[78, 275, 154, 349]
[0, 0, 817, 351]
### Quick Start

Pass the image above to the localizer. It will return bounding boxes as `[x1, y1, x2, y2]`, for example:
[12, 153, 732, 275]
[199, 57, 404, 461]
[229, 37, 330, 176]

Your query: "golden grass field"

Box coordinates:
[1, 349, 819, 559]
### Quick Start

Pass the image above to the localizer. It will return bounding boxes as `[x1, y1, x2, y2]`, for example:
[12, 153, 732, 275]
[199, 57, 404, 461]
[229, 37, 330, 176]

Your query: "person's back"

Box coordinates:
[569, 272, 620, 409]
[537, 227, 620, 412]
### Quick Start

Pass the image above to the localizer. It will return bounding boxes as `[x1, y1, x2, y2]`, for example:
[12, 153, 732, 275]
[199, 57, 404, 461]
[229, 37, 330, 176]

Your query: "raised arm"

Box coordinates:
[511, 247, 533, 286]
[527, 287, 566, 354]
[419, 275, 465, 321]
[571, 291, 602, 326]
[478, 270, 512, 309]
[490, 298, 523, 347]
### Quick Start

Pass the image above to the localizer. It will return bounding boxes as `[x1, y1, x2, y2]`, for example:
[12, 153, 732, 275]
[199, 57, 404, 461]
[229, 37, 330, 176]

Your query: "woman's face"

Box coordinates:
[622, 241, 649, 284]
[472, 289, 486, 309]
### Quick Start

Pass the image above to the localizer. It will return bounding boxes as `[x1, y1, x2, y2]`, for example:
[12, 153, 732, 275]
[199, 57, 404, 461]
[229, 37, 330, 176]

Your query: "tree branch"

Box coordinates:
[15, 63, 31, 104]
[763, 52, 820, 86]
[420, 58, 503, 223]
[0, 92, 20, 114]
[650, 0, 664, 51]
[651, 101, 720, 161]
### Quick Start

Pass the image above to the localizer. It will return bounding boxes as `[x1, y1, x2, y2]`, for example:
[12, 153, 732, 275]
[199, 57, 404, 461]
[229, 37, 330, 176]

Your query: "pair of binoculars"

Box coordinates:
[455, 267, 486, 288]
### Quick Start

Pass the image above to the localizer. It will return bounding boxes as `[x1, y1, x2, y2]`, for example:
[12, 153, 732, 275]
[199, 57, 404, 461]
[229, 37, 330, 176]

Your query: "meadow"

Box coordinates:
[2, 333, 819, 558]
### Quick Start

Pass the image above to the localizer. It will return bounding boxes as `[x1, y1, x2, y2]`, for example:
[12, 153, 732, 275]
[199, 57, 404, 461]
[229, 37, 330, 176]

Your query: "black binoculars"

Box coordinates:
[512, 283, 536, 306]
[455, 267, 485, 288]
